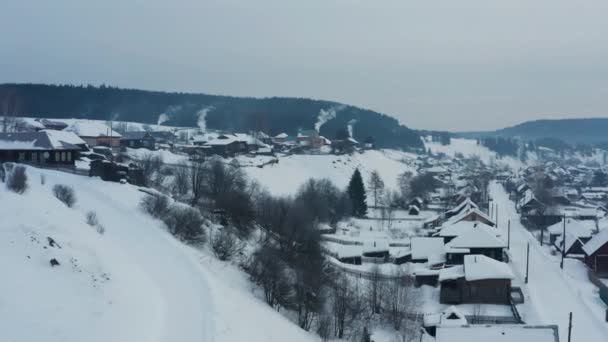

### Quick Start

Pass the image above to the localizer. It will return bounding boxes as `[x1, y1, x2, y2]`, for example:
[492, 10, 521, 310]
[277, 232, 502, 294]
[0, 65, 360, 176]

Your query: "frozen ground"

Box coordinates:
[489, 181, 608, 342]
[0, 166, 319, 342]
[244, 149, 416, 196]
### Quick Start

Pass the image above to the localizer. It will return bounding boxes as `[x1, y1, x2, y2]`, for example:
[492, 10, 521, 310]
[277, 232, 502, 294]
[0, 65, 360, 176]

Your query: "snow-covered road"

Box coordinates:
[490, 182, 608, 342]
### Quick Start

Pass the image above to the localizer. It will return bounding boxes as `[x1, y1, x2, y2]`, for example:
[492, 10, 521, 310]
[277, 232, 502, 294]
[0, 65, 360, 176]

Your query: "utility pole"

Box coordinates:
[567, 312, 573, 342]
[508, 220, 511, 250]
[525, 242, 530, 284]
[496, 204, 499, 228]
[561, 214, 566, 269]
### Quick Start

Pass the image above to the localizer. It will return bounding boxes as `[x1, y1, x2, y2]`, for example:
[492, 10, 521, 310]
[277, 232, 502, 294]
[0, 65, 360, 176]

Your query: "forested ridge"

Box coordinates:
[0, 83, 423, 150]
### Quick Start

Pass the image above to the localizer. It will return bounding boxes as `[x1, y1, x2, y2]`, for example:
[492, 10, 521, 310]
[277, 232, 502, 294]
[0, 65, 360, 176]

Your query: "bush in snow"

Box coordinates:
[96, 224, 106, 235]
[6, 164, 28, 194]
[53, 184, 76, 208]
[162, 205, 206, 243]
[85, 211, 99, 226]
[140, 194, 170, 219]
[211, 228, 244, 261]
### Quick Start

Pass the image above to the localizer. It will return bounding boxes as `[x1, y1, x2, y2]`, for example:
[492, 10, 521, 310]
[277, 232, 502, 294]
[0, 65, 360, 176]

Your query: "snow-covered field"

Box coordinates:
[489, 182, 608, 342]
[0, 166, 318, 342]
[245, 149, 417, 196]
[424, 137, 524, 170]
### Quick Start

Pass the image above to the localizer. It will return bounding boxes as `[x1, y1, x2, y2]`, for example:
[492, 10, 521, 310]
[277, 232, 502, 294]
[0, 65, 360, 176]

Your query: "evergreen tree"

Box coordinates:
[348, 168, 367, 217]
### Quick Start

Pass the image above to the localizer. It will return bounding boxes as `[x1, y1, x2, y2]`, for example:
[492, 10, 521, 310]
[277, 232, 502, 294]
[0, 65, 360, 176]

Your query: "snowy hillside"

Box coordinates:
[423, 137, 525, 170]
[244, 149, 417, 196]
[0, 166, 319, 342]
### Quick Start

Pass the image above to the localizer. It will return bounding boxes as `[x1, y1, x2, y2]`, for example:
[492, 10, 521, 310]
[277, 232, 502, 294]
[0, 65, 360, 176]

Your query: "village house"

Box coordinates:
[205, 134, 249, 157]
[64, 121, 122, 150]
[444, 226, 506, 263]
[296, 129, 327, 149]
[547, 218, 594, 246]
[0, 130, 85, 166]
[583, 228, 608, 277]
[439, 254, 514, 305]
[411, 237, 445, 264]
[120, 131, 156, 150]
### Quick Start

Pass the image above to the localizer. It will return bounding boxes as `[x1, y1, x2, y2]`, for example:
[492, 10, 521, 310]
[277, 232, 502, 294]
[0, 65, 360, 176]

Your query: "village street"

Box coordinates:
[489, 182, 608, 342]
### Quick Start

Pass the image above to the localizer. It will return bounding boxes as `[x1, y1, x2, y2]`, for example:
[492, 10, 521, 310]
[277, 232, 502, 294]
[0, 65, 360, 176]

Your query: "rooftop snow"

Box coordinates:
[436, 325, 559, 342]
[463, 255, 514, 281]
[411, 237, 445, 261]
[583, 227, 608, 255]
[446, 226, 506, 249]
[65, 121, 122, 138]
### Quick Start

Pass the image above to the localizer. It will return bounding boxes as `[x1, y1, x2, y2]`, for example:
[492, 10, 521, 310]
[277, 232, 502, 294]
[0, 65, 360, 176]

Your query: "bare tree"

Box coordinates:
[172, 161, 190, 197]
[383, 270, 418, 332]
[366, 264, 383, 315]
[248, 243, 291, 309]
[368, 170, 385, 208]
[135, 152, 163, 186]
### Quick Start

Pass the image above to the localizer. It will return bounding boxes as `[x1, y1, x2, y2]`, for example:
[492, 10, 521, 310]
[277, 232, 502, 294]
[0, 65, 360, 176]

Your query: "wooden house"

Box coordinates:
[583, 228, 608, 277]
[439, 255, 514, 305]
[444, 226, 506, 263]
[120, 131, 156, 150]
[65, 121, 121, 150]
[296, 130, 325, 149]
[408, 205, 420, 215]
[0, 131, 85, 166]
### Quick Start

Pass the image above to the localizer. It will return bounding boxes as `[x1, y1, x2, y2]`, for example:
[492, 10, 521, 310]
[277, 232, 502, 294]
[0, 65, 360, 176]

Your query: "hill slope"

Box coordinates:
[0, 83, 422, 150]
[461, 118, 608, 145]
[0, 166, 319, 342]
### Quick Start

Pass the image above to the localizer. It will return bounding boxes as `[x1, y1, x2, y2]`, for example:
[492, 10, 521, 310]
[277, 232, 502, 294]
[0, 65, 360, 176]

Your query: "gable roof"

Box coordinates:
[439, 221, 496, 238]
[0, 131, 85, 151]
[547, 218, 593, 238]
[65, 121, 122, 138]
[447, 227, 506, 249]
[583, 228, 608, 256]
[464, 254, 514, 281]
[445, 207, 495, 227]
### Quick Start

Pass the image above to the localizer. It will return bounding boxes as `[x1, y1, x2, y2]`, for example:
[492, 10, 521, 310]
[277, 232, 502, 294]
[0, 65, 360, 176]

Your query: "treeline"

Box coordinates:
[478, 137, 519, 157]
[0, 83, 423, 150]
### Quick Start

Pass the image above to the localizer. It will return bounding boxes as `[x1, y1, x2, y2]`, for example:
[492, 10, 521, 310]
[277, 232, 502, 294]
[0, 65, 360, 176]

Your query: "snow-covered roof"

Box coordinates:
[583, 228, 608, 256]
[547, 218, 593, 238]
[446, 198, 479, 216]
[439, 221, 495, 238]
[65, 121, 122, 138]
[439, 306, 468, 327]
[446, 226, 505, 249]
[411, 237, 445, 261]
[439, 265, 465, 281]
[445, 207, 495, 227]
[555, 232, 584, 253]
[436, 325, 559, 342]
[463, 255, 514, 281]
[274, 132, 288, 138]
[0, 131, 85, 150]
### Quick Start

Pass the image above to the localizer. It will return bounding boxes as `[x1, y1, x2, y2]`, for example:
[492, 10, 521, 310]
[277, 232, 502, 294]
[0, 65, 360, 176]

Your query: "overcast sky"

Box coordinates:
[2, 0, 608, 131]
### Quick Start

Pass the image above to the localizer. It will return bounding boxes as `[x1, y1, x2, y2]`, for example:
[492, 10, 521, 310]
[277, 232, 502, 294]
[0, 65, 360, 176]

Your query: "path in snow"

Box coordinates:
[489, 182, 608, 342]
[44, 169, 214, 342]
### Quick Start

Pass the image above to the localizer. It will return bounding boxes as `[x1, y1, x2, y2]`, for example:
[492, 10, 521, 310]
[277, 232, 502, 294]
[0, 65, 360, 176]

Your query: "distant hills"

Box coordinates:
[460, 118, 608, 145]
[0, 83, 423, 150]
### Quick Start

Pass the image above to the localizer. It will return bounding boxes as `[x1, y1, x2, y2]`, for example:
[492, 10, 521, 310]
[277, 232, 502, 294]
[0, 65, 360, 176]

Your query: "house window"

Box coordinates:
[55, 152, 60, 162]
[130, 141, 134, 147]
[32, 152, 38, 162]
[66, 152, 72, 162]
